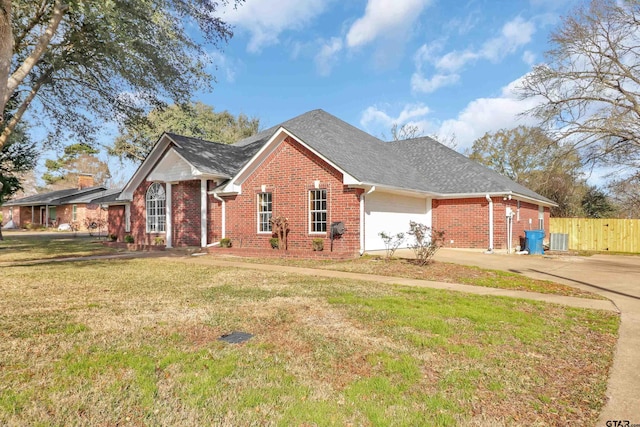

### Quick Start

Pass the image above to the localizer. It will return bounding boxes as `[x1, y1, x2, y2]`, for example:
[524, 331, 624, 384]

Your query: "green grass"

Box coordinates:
[0, 255, 619, 426]
[0, 233, 118, 262]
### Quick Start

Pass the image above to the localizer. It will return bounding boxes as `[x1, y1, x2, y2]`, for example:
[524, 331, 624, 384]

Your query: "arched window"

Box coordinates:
[146, 183, 166, 232]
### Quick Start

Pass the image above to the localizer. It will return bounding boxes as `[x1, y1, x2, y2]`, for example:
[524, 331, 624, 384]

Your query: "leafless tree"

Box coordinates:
[519, 0, 640, 177]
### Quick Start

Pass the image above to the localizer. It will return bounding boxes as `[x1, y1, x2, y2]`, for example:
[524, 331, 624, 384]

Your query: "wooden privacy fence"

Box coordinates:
[550, 218, 640, 253]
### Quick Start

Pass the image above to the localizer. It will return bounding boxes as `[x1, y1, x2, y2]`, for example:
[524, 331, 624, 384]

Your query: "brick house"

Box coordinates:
[107, 109, 555, 254]
[1, 176, 115, 231]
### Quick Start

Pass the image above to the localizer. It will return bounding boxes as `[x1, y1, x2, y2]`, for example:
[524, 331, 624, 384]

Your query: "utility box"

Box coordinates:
[549, 233, 569, 251]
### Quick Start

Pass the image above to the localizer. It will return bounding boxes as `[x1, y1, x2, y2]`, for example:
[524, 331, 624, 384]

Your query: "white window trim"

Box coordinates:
[308, 188, 327, 234]
[146, 182, 166, 233]
[257, 192, 272, 234]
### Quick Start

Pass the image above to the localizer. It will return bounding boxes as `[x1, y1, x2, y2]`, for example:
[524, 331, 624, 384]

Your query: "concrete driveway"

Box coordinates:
[432, 249, 640, 425]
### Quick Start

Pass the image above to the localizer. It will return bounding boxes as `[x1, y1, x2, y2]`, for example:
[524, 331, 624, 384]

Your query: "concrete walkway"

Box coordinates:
[430, 248, 640, 425]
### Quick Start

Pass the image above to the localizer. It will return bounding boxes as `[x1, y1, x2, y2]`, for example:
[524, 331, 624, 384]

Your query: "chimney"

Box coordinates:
[77, 174, 94, 189]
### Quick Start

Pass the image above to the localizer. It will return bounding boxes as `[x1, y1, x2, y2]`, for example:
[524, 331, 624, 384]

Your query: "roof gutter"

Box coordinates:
[349, 183, 557, 207]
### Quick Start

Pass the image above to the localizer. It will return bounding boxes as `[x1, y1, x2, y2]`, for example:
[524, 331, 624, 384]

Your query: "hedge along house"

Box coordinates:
[1, 176, 113, 230]
[109, 109, 556, 254]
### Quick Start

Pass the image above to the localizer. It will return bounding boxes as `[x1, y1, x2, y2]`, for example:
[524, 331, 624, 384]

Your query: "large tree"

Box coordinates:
[0, 0, 242, 149]
[0, 123, 38, 239]
[41, 142, 110, 190]
[519, 0, 640, 179]
[111, 102, 260, 162]
[468, 126, 587, 216]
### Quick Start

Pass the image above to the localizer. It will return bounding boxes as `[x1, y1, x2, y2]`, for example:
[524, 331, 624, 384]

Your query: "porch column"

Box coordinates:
[31, 205, 34, 223]
[45, 205, 49, 226]
[201, 179, 207, 247]
[166, 182, 172, 248]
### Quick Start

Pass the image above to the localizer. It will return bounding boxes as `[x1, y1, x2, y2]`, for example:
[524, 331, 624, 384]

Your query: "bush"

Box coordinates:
[108, 233, 117, 242]
[407, 221, 445, 266]
[154, 236, 165, 245]
[269, 237, 279, 249]
[124, 235, 134, 244]
[378, 231, 405, 259]
[220, 238, 232, 248]
[312, 238, 324, 251]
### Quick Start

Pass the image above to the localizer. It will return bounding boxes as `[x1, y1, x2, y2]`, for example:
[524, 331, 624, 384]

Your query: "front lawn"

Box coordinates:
[0, 233, 118, 262]
[0, 256, 618, 426]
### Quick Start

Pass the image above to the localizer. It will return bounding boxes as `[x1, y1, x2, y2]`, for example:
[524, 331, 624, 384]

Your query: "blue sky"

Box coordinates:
[105, 0, 581, 185]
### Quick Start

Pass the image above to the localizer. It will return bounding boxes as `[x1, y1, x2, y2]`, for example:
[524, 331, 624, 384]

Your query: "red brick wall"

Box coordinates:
[222, 136, 362, 253]
[129, 179, 203, 247]
[108, 206, 126, 241]
[2, 204, 105, 230]
[432, 197, 550, 250]
[171, 181, 201, 247]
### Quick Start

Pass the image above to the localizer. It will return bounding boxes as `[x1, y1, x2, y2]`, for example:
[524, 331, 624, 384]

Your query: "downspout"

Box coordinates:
[200, 179, 207, 248]
[485, 194, 494, 254]
[359, 186, 376, 255]
[212, 192, 226, 240]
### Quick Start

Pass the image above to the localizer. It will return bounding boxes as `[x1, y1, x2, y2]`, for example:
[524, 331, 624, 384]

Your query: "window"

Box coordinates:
[258, 192, 272, 233]
[309, 189, 327, 233]
[72, 204, 77, 221]
[146, 182, 166, 232]
[8, 207, 12, 220]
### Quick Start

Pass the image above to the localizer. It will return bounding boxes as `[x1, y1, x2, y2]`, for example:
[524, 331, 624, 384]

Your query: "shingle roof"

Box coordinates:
[3, 186, 107, 206]
[87, 188, 124, 204]
[141, 110, 553, 205]
[233, 109, 554, 204]
[166, 133, 264, 178]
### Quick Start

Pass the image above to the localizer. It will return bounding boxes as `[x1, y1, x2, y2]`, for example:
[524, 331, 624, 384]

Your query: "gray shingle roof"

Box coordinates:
[87, 188, 124, 204]
[146, 110, 553, 205]
[166, 133, 264, 178]
[4, 186, 107, 206]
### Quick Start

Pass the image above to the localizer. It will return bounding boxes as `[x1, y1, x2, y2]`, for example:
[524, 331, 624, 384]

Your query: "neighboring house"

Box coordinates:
[106, 109, 556, 254]
[1, 176, 115, 230]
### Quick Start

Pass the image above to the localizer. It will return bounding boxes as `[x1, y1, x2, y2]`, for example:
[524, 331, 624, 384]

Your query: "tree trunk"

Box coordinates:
[0, 68, 51, 147]
[0, 0, 12, 123]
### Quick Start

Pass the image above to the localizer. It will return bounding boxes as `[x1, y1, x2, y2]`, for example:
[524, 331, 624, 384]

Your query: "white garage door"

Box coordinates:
[364, 192, 431, 251]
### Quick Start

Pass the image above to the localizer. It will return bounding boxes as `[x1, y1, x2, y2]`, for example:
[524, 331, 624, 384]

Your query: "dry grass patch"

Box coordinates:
[0, 257, 618, 426]
[0, 234, 118, 263]
[228, 255, 603, 299]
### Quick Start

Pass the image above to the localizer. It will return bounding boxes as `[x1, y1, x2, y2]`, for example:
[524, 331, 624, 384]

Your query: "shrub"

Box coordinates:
[407, 221, 445, 266]
[108, 233, 117, 242]
[124, 235, 134, 244]
[220, 238, 232, 248]
[312, 238, 324, 251]
[378, 231, 405, 259]
[154, 236, 165, 245]
[269, 237, 279, 249]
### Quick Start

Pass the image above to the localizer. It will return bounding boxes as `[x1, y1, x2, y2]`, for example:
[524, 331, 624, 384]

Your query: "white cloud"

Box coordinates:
[222, 0, 327, 52]
[522, 50, 536, 66]
[207, 51, 237, 83]
[412, 16, 536, 93]
[346, 0, 432, 48]
[436, 75, 543, 151]
[360, 103, 433, 138]
[315, 37, 343, 76]
[410, 73, 460, 93]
